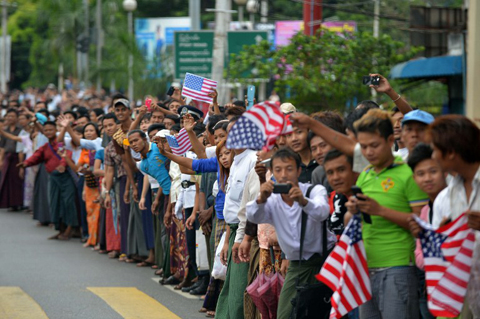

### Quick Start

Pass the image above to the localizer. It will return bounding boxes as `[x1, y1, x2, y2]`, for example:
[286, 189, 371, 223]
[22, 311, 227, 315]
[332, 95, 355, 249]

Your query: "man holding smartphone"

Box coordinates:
[344, 109, 428, 319]
[246, 148, 335, 319]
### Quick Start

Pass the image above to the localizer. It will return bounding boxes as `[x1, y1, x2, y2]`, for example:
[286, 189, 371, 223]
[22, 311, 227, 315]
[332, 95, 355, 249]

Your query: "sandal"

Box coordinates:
[125, 258, 136, 263]
[108, 251, 120, 259]
[199, 308, 207, 313]
[136, 261, 154, 267]
[206, 311, 215, 318]
[155, 269, 164, 276]
[118, 254, 128, 262]
[151, 265, 159, 269]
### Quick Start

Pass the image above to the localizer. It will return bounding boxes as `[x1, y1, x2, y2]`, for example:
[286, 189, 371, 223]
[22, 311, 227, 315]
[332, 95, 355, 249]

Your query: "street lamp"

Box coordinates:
[234, 0, 248, 22]
[123, 0, 137, 102]
[246, 0, 259, 23]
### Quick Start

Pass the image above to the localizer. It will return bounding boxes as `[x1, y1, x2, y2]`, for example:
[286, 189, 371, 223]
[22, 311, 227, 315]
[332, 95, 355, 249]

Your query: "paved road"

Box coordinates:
[0, 209, 206, 319]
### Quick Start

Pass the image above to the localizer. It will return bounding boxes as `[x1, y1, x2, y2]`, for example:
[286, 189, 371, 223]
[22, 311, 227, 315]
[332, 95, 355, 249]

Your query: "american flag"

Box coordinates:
[182, 73, 217, 104]
[165, 128, 192, 156]
[317, 214, 371, 319]
[415, 213, 475, 317]
[226, 101, 285, 150]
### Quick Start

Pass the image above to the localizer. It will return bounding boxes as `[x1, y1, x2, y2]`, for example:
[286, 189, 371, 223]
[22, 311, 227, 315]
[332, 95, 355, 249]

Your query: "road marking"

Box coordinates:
[88, 287, 181, 319]
[151, 278, 201, 300]
[0, 287, 49, 319]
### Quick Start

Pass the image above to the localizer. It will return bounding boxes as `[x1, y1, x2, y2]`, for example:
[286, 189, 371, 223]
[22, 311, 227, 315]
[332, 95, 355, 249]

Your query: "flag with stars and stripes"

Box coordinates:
[414, 213, 475, 317]
[181, 73, 217, 104]
[316, 214, 371, 319]
[226, 101, 285, 150]
[166, 128, 192, 156]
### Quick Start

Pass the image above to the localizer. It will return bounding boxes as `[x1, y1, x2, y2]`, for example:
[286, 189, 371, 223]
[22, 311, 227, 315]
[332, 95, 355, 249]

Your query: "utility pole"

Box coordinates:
[466, 0, 480, 121]
[83, 0, 90, 86]
[189, 0, 201, 31]
[96, 0, 103, 92]
[1, 0, 8, 94]
[211, 0, 229, 104]
[260, 0, 267, 23]
[303, 0, 322, 36]
[371, 0, 380, 100]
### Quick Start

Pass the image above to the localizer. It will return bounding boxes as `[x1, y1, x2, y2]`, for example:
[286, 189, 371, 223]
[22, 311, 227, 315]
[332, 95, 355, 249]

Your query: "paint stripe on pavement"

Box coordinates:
[0, 287, 49, 319]
[88, 287, 181, 319]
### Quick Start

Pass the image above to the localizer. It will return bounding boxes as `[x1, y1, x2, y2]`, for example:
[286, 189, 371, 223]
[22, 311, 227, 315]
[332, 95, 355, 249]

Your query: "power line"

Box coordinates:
[290, 0, 408, 22]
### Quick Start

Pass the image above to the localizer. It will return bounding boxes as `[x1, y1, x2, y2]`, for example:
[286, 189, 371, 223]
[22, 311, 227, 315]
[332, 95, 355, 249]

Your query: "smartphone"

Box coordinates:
[273, 183, 292, 194]
[362, 75, 380, 86]
[145, 98, 152, 112]
[167, 86, 175, 96]
[247, 85, 255, 110]
[351, 186, 372, 224]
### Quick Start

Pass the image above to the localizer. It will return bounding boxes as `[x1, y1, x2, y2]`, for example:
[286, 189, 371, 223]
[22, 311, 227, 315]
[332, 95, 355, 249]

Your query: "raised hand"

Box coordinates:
[369, 73, 392, 94]
[183, 113, 196, 132]
[57, 115, 71, 128]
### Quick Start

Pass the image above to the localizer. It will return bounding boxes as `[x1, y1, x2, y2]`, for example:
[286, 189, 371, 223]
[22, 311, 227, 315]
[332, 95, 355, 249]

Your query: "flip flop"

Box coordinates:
[136, 261, 154, 267]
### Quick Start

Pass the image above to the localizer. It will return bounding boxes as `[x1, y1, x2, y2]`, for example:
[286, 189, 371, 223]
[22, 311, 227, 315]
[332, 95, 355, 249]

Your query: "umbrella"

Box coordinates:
[246, 272, 271, 318]
[258, 271, 286, 319]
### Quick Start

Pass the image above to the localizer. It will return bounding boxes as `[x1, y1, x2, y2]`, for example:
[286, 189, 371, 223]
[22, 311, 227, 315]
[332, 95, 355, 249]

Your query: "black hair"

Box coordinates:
[165, 114, 180, 124]
[19, 113, 32, 120]
[229, 116, 240, 123]
[271, 147, 302, 169]
[78, 114, 91, 121]
[207, 114, 226, 134]
[91, 108, 105, 117]
[5, 108, 18, 116]
[344, 108, 371, 134]
[171, 124, 181, 133]
[193, 122, 206, 137]
[111, 93, 128, 102]
[35, 101, 47, 107]
[147, 123, 165, 135]
[311, 111, 345, 134]
[141, 113, 152, 121]
[64, 111, 78, 120]
[357, 100, 380, 109]
[43, 121, 56, 128]
[213, 119, 229, 132]
[37, 108, 50, 117]
[127, 129, 147, 139]
[233, 100, 246, 108]
[82, 122, 101, 138]
[225, 106, 246, 118]
[323, 149, 353, 167]
[76, 106, 89, 116]
[407, 143, 434, 172]
[102, 113, 119, 124]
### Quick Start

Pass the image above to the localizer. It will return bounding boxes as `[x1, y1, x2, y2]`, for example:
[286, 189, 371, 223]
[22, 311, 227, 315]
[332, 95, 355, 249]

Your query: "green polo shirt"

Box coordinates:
[357, 156, 428, 268]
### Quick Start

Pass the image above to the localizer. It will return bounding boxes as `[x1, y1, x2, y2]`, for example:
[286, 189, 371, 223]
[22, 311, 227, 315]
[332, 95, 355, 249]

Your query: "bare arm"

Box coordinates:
[183, 113, 207, 159]
[141, 174, 150, 201]
[93, 158, 104, 177]
[0, 129, 22, 142]
[290, 113, 356, 157]
[104, 165, 114, 192]
[370, 73, 413, 115]
[129, 106, 147, 132]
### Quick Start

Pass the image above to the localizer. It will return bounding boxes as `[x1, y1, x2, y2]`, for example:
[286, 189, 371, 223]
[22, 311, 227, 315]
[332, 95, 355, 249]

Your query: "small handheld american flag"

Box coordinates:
[165, 128, 192, 156]
[182, 73, 217, 104]
[414, 213, 475, 317]
[317, 214, 372, 319]
[226, 101, 285, 151]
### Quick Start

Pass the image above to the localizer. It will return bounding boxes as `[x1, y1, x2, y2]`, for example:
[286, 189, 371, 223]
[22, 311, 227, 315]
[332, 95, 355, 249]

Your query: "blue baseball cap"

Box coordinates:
[402, 110, 434, 126]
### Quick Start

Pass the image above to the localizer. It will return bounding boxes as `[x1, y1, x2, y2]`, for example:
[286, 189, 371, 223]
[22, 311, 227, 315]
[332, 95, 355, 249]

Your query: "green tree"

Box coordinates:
[228, 29, 421, 112]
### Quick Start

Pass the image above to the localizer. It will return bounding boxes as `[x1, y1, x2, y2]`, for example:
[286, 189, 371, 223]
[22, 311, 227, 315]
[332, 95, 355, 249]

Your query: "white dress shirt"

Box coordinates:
[235, 167, 261, 243]
[246, 183, 336, 261]
[223, 149, 258, 224]
[432, 167, 480, 312]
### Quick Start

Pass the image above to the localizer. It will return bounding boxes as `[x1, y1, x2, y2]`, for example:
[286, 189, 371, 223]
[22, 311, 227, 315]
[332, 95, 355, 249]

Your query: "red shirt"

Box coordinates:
[24, 140, 70, 173]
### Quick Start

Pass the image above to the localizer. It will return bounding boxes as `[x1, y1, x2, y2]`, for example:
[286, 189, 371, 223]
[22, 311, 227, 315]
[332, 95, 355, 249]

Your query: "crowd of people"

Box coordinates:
[0, 73, 479, 319]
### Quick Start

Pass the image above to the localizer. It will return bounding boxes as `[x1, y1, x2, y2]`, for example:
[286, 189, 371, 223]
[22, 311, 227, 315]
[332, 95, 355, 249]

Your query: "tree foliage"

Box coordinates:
[228, 30, 422, 112]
